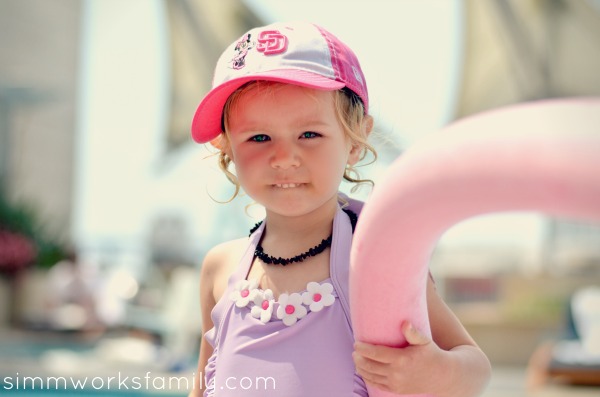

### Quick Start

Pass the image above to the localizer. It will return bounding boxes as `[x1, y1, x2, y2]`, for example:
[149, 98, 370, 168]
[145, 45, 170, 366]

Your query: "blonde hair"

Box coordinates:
[214, 81, 377, 201]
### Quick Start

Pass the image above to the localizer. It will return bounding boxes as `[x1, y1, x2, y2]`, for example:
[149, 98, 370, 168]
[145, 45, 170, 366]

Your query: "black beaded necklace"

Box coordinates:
[249, 209, 357, 266]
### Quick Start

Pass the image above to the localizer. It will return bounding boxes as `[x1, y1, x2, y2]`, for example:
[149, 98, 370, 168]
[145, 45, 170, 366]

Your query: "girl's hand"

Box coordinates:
[353, 321, 448, 395]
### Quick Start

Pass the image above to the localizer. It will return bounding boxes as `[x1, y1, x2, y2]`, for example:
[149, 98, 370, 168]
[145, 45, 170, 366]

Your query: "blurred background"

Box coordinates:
[1, 0, 599, 395]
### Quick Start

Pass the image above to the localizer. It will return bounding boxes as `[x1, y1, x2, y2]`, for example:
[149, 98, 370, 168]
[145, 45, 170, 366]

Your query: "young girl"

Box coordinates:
[189, 21, 491, 397]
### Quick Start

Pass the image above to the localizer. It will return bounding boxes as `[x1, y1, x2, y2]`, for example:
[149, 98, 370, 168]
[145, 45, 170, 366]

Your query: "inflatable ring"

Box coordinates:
[350, 97, 600, 397]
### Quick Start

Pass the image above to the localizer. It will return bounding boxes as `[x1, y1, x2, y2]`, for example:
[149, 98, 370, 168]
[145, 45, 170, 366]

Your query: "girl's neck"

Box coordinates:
[262, 197, 338, 241]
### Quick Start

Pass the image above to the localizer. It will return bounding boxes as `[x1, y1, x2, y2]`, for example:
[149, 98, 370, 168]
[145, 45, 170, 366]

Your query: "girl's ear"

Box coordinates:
[211, 134, 234, 161]
[348, 115, 373, 166]
[364, 115, 374, 137]
[348, 142, 362, 166]
[210, 135, 224, 150]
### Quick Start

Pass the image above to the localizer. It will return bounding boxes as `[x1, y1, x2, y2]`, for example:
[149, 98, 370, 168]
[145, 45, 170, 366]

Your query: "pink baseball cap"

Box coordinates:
[191, 21, 369, 144]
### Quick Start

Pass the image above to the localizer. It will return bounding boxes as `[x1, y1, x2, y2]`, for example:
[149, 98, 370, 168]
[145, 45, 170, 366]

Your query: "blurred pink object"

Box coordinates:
[0, 230, 36, 275]
[350, 97, 600, 397]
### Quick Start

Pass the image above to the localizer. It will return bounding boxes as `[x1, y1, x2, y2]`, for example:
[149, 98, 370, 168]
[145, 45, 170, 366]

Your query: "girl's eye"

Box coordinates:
[250, 134, 270, 142]
[300, 131, 321, 139]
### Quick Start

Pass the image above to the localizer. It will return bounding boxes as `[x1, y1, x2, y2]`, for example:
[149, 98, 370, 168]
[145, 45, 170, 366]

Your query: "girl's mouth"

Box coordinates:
[274, 183, 303, 189]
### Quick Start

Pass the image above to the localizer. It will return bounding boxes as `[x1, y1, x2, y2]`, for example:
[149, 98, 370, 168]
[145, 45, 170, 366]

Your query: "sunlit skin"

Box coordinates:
[219, 85, 366, 298]
[189, 84, 491, 397]
[224, 84, 362, 223]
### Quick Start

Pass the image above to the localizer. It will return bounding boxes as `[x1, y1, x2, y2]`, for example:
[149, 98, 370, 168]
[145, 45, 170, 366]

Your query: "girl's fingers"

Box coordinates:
[352, 351, 389, 376]
[354, 321, 431, 364]
[401, 321, 431, 346]
[363, 378, 392, 393]
[354, 342, 401, 364]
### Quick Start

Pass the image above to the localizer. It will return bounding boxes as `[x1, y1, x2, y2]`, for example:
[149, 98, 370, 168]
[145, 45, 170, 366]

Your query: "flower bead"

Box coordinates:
[302, 282, 335, 312]
[251, 289, 275, 323]
[229, 279, 259, 308]
[276, 292, 307, 326]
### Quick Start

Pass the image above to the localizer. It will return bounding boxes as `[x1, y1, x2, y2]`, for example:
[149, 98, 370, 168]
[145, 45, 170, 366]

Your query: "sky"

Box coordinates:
[73, 0, 550, 276]
[240, 0, 546, 257]
[244, 0, 464, 146]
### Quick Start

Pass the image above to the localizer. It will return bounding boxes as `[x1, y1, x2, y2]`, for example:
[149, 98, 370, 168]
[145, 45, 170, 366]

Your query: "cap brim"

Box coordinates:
[191, 69, 345, 144]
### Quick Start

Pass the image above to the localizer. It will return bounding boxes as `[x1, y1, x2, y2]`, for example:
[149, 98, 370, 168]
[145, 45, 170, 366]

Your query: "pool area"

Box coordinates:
[2, 327, 599, 396]
[0, 329, 191, 396]
[1, 371, 190, 397]
[0, 389, 185, 397]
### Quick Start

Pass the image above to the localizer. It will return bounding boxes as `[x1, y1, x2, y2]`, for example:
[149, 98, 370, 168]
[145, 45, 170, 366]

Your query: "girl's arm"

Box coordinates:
[353, 276, 491, 397]
[188, 248, 220, 397]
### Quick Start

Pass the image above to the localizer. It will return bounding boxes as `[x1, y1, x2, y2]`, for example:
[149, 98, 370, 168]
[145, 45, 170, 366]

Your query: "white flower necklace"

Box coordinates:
[229, 279, 336, 326]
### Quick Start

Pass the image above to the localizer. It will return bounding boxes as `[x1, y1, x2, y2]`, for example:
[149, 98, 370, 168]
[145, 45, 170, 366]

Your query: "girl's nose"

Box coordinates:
[270, 141, 300, 169]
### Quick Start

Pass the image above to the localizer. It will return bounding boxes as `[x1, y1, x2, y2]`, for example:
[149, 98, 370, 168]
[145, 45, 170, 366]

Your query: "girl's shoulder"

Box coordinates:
[202, 238, 248, 279]
[203, 238, 248, 267]
[201, 237, 249, 302]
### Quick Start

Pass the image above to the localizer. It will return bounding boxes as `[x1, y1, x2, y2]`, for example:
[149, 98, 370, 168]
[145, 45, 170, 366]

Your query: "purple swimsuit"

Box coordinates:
[203, 203, 367, 396]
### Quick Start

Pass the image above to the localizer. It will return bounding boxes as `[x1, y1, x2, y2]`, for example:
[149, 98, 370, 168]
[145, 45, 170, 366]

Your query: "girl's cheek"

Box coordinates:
[240, 149, 268, 167]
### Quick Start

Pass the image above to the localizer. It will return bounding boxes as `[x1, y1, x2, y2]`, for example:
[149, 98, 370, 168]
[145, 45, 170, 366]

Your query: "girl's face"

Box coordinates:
[225, 84, 362, 218]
